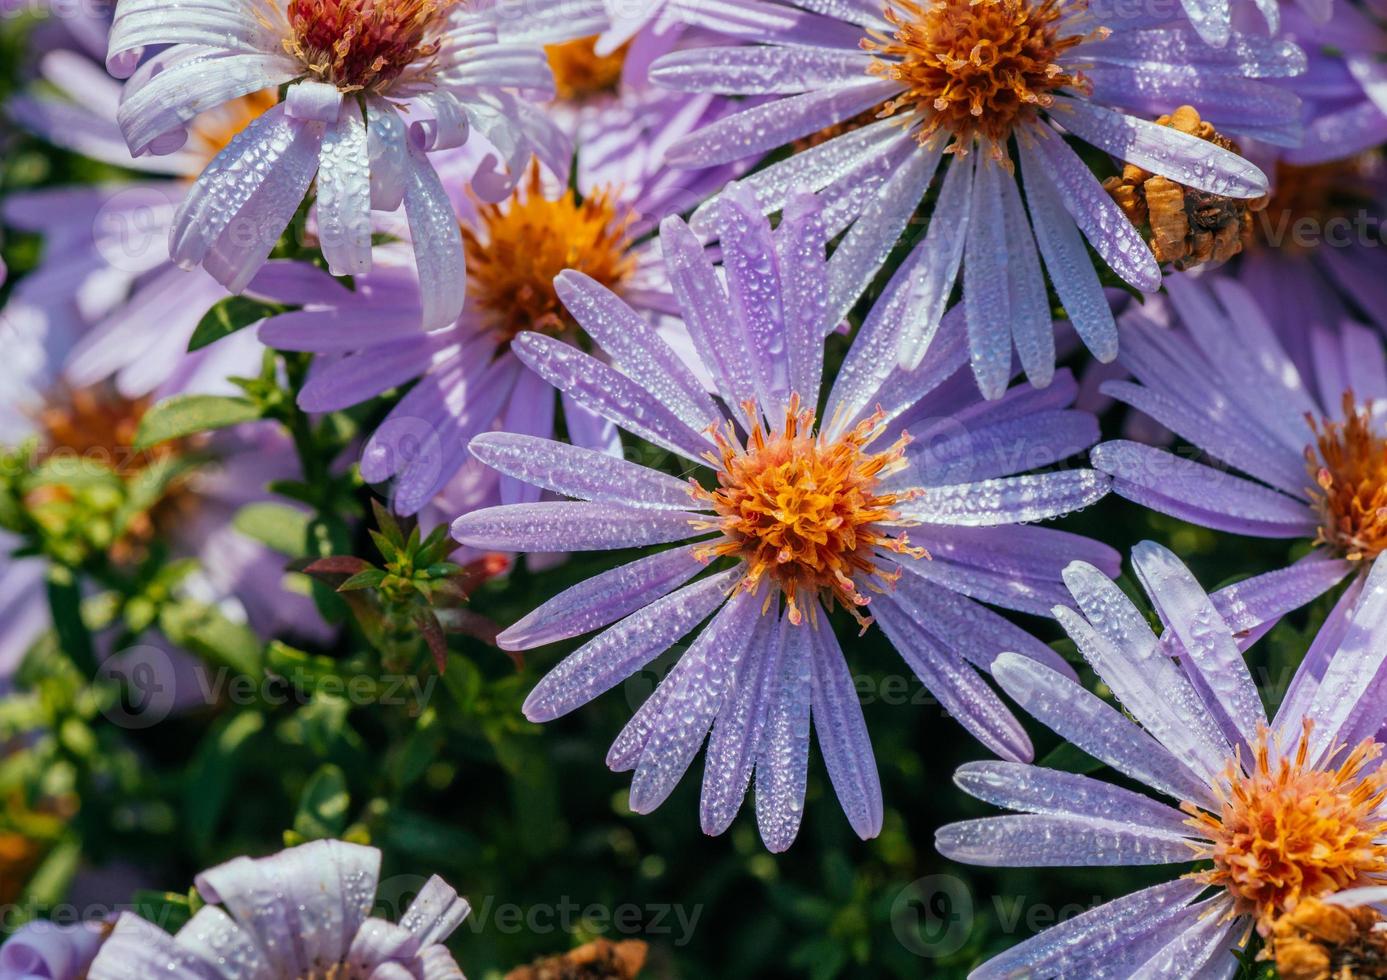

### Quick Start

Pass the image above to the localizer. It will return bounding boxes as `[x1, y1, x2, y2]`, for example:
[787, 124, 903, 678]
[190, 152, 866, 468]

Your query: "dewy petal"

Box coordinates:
[469, 433, 697, 510]
[366, 96, 408, 211]
[1022, 131, 1161, 293]
[1018, 141, 1117, 361]
[997, 164, 1054, 390]
[1051, 96, 1269, 198]
[519, 570, 739, 723]
[963, 154, 1013, 400]
[628, 588, 764, 814]
[701, 611, 784, 835]
[1126, 906, 1241, 980]
[953, 761, 1193, 835]
[1081, 29, 1306, 78]
[1130, 541, 1267, 747]
[899, 470, 1110, 527]
[755, 617, 814, 853]
[649, 44, 874, 94]
[776, 192, 831, 407]
[937, 812, 1197, 867]
[502, 547, 712, 653]
[511, 332, 714, 463]
[88, 913, 221, 979]
[991, 653, 1215, 806]
[451, 502, 703, 552]
[809, 621, 884, 841]
[317, 100, 373, 277]
[401, 140, 467, 331]
[1091, 440, 1316, 537]
[173, 906, 272, 978]
[965, 879, 1207, 980]
[1302, 558, 1387, 765]
[397, 875, 471, 948]
[875, 596, 1034, 761]
[554, 271, 722, 434]
[825, 137, 942, 331]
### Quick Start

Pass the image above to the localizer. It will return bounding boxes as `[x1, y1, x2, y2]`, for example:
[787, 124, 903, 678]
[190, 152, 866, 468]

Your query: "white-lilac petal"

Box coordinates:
[755, 619, 813, 853]
[953, 762, 1194, 835]
[935, 814, 1198, 867]
[899, 470, 1109, 527]
[451, 502, 702, 552]
[520, 569, 739, 722]
[809, 622, 883, 841]
[468, 433, 696, 510]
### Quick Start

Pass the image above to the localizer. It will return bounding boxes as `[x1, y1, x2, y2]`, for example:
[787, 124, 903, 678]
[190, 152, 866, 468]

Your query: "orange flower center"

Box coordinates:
[187, 90, 280, 168]
[864, 0, 1096, 153]
[690, 399, 924, 628]
[462, 168, 637, 342]
[545, 36, 630, 101]
[283, 0, 456, 92]
[28, 386, 197, 563]
[1307, 393, 1387, 562]
[1184, 726, 1387, 933]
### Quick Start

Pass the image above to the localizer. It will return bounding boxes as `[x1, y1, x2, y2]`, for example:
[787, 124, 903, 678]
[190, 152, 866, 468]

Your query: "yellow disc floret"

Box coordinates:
[691, 398, 925, 629]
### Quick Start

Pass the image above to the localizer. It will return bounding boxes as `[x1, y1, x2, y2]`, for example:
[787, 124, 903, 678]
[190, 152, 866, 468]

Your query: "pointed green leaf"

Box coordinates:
[134, 395, 262, 449]
[188, 296, 285, 352]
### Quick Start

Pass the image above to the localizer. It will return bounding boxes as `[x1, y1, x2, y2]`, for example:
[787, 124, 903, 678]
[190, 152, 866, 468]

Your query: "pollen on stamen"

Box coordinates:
[689, 396, 926, 630]
[1182, 722, 1387, 934]
[862, 0, 1099, 157]
[462, 165, 638, 342]
[282, 0, 458, 93]
[1306, 392, 1387, 562]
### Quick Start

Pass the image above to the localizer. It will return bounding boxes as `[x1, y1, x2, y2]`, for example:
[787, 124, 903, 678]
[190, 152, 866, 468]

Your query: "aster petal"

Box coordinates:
[991, 652, 1215, 806]
[316, 100, 373, 277]
[649, 44, 874, 93]
[109, 3, 280, 64]
[964, 879, 1207, 980]
[345, 920, 414, 976]
[169, 106, 319, 282]
[953, 761, 1193, 834]
[398, 875, 470, 948]
[470, 432, 694, 510]
[1212, 555, 1353, 638]
[402, 140, 467, 331]
[698, 187, 786, 415]
[658, 215, 756, 422]
[1303, 558, 1387, 762]
[936, 813, 1197, 866]
[961, 154, 1014, 399]
[825, 137, 942, 329]
[512, 332, 713, 463]
[365, 97, 408, 211]
[672, 0, 869, 49]
[1056, 592, 1231, 785]
[1287, 100, 1387, 166]
[174, 905, 274, 979]
[875, 596, 1033, 761]
[451, 502, 703, 552]
[911, 522, 1122, 593]
[117, 52, 297, 156]
[1018, 142, 1117, 361]
[889, 572, 1077, 679]
[1127, 909, 1242, 979]
[1086, 67, 1302, 137]
[1080, 29, 1306, 78]
[997, 164, 1054, 389]
[893, 546, 1072, 617]
[628, 588, 764, 814]
[898, 470, 1109, 527]
[702, 610, 783, 835]
[662, 80, 901, 168]
[1022, 131, 1160, 293]
[906, 408, 1098, 486]
[1091, 441, 1316, 537]
[554, 271, 722, 433]
[755, 618, 813, 852]
[502, 547, 711, 652]
[687, 119, 907, 237]
[1052, 96, 1268, 198]
[777, 192, 831, 406]
[1130, 541, 1267, 746]
[809, 621, 884, 841]
[88, 913, 221, 979]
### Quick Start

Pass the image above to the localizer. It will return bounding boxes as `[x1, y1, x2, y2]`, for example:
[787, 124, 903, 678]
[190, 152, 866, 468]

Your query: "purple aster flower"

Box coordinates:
[0, 920, 106, 980]
[647, 0, 1299, 398]
[104, 0, 598, 331]
[1090, 271, 1378, 616]
[256, 66, 744, 518]
[936, 542, 1387, 977]
[87, 839, 468, 978]
[449, 184, 1118, 850]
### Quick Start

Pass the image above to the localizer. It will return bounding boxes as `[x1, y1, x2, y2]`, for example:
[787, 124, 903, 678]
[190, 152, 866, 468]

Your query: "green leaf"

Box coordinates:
[234, 502, 312, 558]
[46, 566, 96, 675]
[184, 711, 265, 856]
[338, 569, 388, 592]
[293, 763, 351, 841]
[134, 395, 262, 448]
[188, 296, 285, 352]
[132, 890, 194, 933]
[158, 600, 262, 677]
